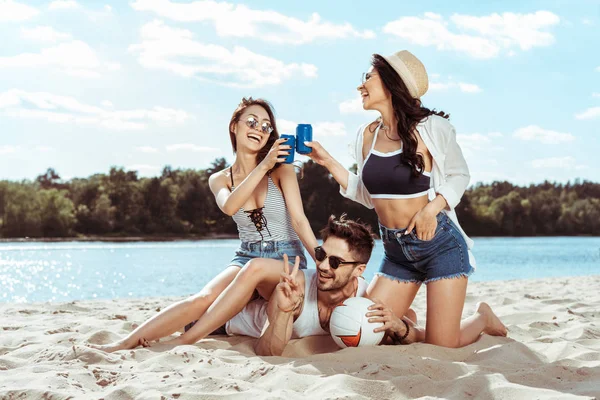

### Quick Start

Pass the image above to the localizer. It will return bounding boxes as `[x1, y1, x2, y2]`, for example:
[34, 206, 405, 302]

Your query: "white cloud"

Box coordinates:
[21, 26, 72, 43]
[104, 5, 112, 12]
[34, 146, 55, 152]
[457, 133, 491, 151]
[384, 11, 559, 59]
[513, 125, 575, 144]
[596, 66, 600, 72]
[166, 144, 219, 152]
[49, 1, 79, 10]
[339, 97, 364, 114]
[582, 18, 594, 26]
[429, 80, 482, 93]
[0, 89, 190, 131]
[101, 100, 114, 107]
[0, 0, 39, 21]
[531, 156, 580, 169]
[129, 20, 317, 87]
[278, 119, 347, 137]
[488, 132, 504, 138]
[131, 0, 375, 45]
[0, 145, 20, 155]
[592, 93, 600, 98]
[135, 146, 159, 153]
[0, 40, 119, 79]
[575, 107, 600, 120]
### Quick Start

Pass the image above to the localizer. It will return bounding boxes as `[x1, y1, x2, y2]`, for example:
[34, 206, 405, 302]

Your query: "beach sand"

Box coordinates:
[1, 276, 599, 399]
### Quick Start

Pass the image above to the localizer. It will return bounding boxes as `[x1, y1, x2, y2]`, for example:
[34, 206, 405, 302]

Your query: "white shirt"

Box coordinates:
[225, 270, 369, 338]
[340, 115, 476, 267]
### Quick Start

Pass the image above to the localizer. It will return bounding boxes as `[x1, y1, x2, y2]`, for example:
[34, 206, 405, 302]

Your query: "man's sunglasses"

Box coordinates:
[314, 246, 362, 269]
[245, 116, 274, 135]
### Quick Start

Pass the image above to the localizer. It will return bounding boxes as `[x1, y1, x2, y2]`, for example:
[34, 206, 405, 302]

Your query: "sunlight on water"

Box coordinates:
[1, 238, 599, 303]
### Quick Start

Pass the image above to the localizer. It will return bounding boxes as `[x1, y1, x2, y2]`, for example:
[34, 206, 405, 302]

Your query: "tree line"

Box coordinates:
[0, 160, 599, 239]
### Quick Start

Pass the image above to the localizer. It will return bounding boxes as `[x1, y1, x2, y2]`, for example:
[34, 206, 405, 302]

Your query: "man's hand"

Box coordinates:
[273, 254, 303, 313]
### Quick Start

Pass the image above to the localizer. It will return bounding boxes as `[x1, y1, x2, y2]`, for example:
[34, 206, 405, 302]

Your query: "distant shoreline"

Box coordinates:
[0, 234, 239, 243]
[0, 234, 599, 243]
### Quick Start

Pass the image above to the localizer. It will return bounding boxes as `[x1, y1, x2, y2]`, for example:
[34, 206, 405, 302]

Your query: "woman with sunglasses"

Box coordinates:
[92, 97, 318, 352]
[305, 51, 507, 348]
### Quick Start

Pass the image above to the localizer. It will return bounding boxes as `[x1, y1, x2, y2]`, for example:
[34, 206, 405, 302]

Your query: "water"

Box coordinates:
[1, 238, 599, 303]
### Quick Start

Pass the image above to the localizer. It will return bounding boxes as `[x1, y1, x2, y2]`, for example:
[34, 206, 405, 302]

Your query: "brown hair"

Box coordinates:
[371, 54, 449, 177]
[320, 214, 374, 264]
[228, 97, 281, 171]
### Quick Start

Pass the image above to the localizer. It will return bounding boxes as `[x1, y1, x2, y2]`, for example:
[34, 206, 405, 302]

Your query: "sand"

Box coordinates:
[1, 276, 599, 399]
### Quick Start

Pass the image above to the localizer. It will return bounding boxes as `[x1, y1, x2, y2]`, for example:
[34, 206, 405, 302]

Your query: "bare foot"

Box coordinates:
[476, 302, 508, 337]
[405, 308, 417, 324]
[88, 337, 138, 353]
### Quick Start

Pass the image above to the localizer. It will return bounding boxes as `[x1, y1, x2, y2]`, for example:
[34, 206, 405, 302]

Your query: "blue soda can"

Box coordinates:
[296, 124, 312, 155]
[280, 134, 295, 164]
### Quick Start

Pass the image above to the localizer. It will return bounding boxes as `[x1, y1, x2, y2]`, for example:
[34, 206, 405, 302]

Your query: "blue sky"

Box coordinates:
[0, 0, 599, 185]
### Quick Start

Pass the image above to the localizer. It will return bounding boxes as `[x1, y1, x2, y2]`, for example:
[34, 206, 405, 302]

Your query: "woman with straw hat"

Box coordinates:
[306, 50, 503, 347]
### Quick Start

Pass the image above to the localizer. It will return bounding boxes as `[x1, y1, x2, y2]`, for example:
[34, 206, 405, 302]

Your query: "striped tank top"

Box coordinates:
[230, 167, 299, 242]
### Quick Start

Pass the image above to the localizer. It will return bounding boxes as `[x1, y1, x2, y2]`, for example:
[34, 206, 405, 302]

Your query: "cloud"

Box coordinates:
[131, 0, 375, 45]
[0, 89, 190, 131]
[166, 144, 220, 152]
[530, 156, 586, 169]
[21, 26, 72, 42]
[429, 80, 482, 93]
[135, 146, 159, 153]
[384, 11, 559, 59]
[0, 145, 20, 155]
[339, 97, 363, 114]
[457, 133, 491, 151]
[49, 1, 79, 10]
[129, 20, 317, 87]
[513, 125, 575, 144]
[0, 0, 39, 21]
[278, 119, 347, 137]
[0, 40, 120, 78]
[34, 146, 55, 152]
[596, 66, 600, 72]
[575, 107, 600, 120]
[101, 100, 114, 107]
[592, 93, 600, 98]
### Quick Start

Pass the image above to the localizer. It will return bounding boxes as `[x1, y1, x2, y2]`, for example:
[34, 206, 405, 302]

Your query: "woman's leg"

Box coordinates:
[457, 302, 507, 346]
[367, 274, 421, 320]
[90, 266, 241, 352]
[167, 258, 287, 345]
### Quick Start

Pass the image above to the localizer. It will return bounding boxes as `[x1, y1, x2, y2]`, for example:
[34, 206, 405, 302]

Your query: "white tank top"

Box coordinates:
[225, 270, 369, 338]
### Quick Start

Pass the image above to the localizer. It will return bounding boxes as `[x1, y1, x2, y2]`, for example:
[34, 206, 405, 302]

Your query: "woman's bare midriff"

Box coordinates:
[373, 195, 430, 229]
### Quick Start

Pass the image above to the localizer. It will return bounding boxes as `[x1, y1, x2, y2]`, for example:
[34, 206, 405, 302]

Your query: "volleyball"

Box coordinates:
[329, 297, 385, 348]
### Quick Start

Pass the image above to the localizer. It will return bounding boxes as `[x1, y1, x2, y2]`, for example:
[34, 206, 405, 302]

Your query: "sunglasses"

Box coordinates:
[245, 116, 274, 135]
[314, 246, 362, 269]
[361, 71, 377, 85]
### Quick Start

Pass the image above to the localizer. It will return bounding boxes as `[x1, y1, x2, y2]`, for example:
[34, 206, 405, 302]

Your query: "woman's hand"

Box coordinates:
[365, 299, 407, 338]
[405, 206, 437, 241]
[260, 138, 291, 171]
[303, 141, 333, 167]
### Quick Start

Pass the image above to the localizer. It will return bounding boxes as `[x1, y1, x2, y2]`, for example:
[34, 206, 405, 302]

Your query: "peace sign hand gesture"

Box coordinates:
[274, 254, 304, 313]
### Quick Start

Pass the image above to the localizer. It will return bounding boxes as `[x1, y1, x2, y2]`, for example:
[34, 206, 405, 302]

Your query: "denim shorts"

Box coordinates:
[229, 239, 307, 269]
[377, 213, 473, 284]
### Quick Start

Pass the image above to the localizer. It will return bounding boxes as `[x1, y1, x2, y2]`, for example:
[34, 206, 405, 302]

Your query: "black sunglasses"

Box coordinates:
[245, 116, 274, 135]
[314, 246, 362, 269]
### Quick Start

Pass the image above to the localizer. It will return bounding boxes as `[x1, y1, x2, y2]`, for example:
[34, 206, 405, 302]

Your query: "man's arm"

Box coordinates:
[254, 254, 303, 356]
[254, 297, 296, 356]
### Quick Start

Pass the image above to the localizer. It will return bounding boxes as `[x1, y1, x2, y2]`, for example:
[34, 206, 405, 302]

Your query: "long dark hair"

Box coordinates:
[228, 97, 281, 172]
[372, 54, 449, 177]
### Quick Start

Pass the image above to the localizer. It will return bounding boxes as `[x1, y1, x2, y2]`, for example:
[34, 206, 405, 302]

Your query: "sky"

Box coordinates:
[0, 0, 599, 186]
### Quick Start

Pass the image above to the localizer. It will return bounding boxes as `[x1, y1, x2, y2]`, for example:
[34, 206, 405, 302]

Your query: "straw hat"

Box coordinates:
[382, 50, 429, 98]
